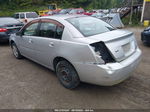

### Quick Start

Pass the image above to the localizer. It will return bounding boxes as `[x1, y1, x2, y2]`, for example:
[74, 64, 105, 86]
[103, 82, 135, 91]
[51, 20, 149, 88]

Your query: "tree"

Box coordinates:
[0, 0, 130, 11]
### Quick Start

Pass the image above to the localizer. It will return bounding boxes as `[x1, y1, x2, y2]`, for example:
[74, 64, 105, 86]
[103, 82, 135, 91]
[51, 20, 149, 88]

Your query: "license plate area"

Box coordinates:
[122, 43, 130, 54]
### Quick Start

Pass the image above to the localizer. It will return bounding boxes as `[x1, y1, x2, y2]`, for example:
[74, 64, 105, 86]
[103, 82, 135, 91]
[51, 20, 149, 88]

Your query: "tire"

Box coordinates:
[56, 60, 80, 89]
[142, 36, 150, 46]
[11, 43, 23, 59]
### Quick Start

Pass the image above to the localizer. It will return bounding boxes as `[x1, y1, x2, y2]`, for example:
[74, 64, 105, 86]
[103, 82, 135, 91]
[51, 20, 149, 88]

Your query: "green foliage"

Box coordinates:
[0, 0, 123, 12]
[122, 13, 142, 26]
[0, 5, 47, 17]
[0, 0, 143, 26]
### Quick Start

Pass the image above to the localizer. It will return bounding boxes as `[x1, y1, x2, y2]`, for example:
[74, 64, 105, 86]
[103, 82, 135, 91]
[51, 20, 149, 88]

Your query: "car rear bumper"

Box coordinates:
[141, 32, 150, 44]
[0, 33, 9, 42]
[73, 48, 142, 86]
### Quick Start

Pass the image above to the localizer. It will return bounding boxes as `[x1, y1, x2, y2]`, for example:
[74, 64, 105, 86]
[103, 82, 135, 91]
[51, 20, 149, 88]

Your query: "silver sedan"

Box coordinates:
[10, 15, 142, 89]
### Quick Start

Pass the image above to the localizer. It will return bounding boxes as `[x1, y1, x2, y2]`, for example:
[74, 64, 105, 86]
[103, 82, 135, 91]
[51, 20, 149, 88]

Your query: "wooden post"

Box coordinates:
[129, 0, 134, 24]
[141, 0, 146, 22]
[141, 0, 150, 22]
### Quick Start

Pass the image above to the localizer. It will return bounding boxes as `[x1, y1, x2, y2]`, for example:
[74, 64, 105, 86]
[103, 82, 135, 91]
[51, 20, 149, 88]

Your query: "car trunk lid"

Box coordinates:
[2, 23, 24, 35]
[87, 29, 137, 62]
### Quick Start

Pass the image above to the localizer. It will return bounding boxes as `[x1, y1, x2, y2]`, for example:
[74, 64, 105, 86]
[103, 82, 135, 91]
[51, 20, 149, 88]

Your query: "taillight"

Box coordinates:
[0, 28, 8, 32]
[90, 41, 115, 64]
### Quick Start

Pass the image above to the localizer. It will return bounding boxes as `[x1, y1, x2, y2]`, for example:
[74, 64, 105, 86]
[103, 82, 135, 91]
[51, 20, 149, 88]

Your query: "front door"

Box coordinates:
[31, 19, 64, 68]
[18, 20, 40, 60]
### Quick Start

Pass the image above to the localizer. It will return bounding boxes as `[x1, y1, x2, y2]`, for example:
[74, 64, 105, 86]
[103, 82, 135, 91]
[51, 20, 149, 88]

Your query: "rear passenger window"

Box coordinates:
[39, 22, 57, 38]
[55, 26, 64, 39]
[20, 14, 25, 19]
[38, 20, 64, 39]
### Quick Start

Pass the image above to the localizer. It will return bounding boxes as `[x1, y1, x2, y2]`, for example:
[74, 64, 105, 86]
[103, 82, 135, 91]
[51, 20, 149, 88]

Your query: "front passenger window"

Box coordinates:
[23, 23, 39, 36]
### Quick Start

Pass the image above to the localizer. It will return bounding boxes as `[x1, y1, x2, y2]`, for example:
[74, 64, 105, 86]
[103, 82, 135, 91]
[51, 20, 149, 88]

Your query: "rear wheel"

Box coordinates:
[11, 43, 23, 59]
[56, 60, 80, 89]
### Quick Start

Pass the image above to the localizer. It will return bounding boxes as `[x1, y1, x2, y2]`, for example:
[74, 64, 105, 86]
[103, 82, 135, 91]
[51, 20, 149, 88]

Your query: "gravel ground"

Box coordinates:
[0, 27, 150, 109]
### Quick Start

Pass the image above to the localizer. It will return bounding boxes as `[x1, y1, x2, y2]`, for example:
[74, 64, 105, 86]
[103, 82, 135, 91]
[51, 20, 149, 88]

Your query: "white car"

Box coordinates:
[10, 15, 142, 89]
[14, 12, 39, 23]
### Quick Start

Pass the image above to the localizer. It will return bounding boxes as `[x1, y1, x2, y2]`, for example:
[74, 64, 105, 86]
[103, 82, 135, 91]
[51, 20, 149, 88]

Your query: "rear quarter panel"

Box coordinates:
[57, 40, 96, 64]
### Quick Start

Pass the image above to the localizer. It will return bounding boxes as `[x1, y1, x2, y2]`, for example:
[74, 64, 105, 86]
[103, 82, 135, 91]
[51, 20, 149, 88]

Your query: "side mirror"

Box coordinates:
[16, 31, 22, 36]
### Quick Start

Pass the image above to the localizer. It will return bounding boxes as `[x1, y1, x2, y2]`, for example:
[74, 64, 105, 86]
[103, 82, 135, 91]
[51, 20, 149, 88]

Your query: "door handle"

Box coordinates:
[49, 42, 54, 47]
[29, 39, 33, 43]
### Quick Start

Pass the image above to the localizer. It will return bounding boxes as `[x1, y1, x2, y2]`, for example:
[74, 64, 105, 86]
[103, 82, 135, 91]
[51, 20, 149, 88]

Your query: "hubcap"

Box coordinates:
[12, 45, 18, 57]
[59, 67, 72, 83]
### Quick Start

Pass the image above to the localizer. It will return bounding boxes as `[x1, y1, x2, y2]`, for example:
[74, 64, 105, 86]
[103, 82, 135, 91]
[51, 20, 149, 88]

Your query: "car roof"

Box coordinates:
[39, 14, 87, 20]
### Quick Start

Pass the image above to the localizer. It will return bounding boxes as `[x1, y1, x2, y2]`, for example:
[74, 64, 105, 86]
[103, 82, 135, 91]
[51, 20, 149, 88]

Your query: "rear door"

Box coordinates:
[31, 19, 64, 68]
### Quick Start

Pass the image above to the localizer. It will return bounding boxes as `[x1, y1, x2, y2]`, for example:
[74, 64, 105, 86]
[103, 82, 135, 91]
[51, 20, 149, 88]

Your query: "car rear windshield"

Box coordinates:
[66, 16, 115, 37]
[26, 13, 38, 18]
[0, 18, 20, 25]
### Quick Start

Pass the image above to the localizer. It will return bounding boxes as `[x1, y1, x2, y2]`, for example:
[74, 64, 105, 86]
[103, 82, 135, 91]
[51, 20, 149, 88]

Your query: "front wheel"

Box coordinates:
[11, 43, 23, 59]
[56, 60, 80, 89]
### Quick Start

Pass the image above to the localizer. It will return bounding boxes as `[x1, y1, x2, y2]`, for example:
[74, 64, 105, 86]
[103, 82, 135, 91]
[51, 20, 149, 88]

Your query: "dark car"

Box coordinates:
[141, 27, 150, 45]
[0, 17, 24, 43]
